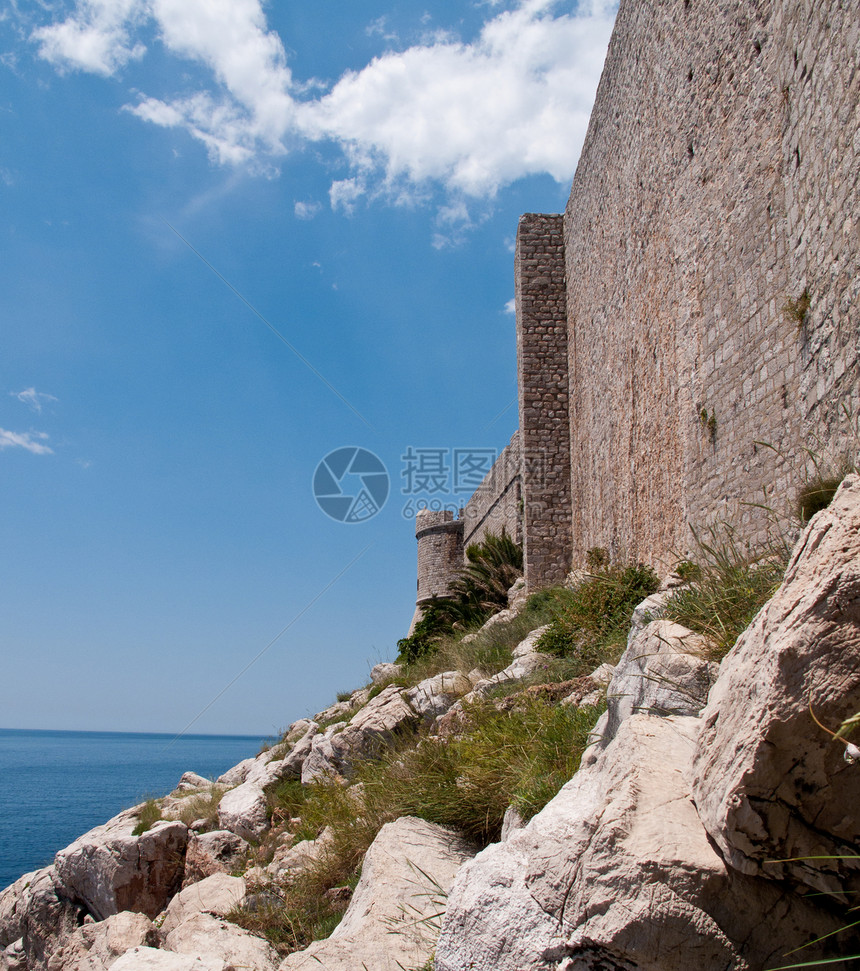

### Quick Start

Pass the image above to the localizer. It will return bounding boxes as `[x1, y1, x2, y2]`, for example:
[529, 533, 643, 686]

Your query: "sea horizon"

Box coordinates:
[0, 726, 271, 891]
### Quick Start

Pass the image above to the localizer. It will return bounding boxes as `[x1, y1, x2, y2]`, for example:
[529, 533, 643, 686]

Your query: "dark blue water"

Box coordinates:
[0, 728, 269, 891]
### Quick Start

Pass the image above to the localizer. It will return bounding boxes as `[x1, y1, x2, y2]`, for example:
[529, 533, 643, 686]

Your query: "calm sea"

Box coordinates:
[0, 728, 269, 892]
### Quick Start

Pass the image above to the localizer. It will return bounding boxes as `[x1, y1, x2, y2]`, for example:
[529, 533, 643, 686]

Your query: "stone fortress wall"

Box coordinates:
[461, 431, 523, 551]
[413, 0, 860, 610]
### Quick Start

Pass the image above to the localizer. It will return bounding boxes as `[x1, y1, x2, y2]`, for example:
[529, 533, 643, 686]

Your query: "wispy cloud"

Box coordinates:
[30, 0, 617, 220]
[0, 428, 53, 455]
[10, 387, 58, 413]
[294, 199, 321, 220]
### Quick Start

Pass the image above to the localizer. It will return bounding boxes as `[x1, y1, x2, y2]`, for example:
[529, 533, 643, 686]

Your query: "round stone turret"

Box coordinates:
[415, 509, 464, 607]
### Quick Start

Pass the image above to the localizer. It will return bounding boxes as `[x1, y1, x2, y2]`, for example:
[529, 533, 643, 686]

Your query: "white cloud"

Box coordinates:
[504, 297, 516, 314]
[298, 0, 615, 200]
[10, 387, 58, 413]
[294, 200, 321, 220]
[31, 0, 617, 214]
[0, 428, 53, 455]
[32, 0, 146, 75]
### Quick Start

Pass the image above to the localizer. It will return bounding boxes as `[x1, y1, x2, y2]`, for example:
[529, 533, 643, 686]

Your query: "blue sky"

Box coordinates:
[0, 0, 616, 735]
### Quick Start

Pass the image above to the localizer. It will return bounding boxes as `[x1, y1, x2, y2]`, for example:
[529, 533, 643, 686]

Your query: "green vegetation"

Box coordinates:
[132, 798, 163, 836]
[175, 785, 226, 830]
[783, 288, 811, 328]
[251, 690, 604, 955]
[665, 525, 788, 660]
[396, 530, 523, 663]
[535, 561, 660, 671]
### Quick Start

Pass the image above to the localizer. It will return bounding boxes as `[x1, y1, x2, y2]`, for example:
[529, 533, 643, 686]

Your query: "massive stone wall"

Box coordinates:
[516, 214, 573, 589]
[563, 0, 860, 569]
[462, 431, 522, 551]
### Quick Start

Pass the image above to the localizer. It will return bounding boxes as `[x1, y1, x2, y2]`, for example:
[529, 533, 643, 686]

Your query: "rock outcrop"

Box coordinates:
[45, 912, 158, 971]
[693, 474, 860, 897]
[54, 809, 187, 921]
[282, 816, 476, 971]
[435, 715, 844, 971]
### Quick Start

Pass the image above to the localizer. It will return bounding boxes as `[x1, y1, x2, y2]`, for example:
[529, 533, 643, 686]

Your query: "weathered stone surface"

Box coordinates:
[370, 662, 401, 685]
[435, 715, 844, 971]
[1, 937, 26, 971]
[164, 912, 279, 971]
[405, 670, 471, 719]
[511, 625, 551, 658]
[54, 810, 187, 922]
[281, 816, 475, 971]
[110, 946, 225, 970]
[302, 686, 418, 781]
[45, 911, 158, 971]
[216, 782, 268, 843]
[0, 867, 84, 971]
[216, 759, 253, 787]
[602, 618, 717, 743]
[500, 806, 525, 842]
[625, 589, 677, 644]
[299, 725, 346, 784]
[693, 475, 860, 897]
[266, 829, 334, 882]
[470, 650, 553, 696]
[182, 831, 249, 889]
[161, 874, 247, 936]
[175, 773, 210, 793]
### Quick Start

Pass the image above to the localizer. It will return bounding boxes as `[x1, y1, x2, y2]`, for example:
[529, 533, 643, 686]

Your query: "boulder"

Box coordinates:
[0, 867, 84, 971]
[507, 577, 528, 609]
[299, 725, 347, 784]
[281, 816, 475, 971]
[54, 809, 187, 921]
[405, 671, 471, 719]
[266, 835, 329, 882]
[511, 625, 551, 658]
[163, 912, 279, 971]
[110, 947, 225, 970]
[1, 938, 26, 971]
[602, 619, 717, 743]
[45, 911, 158, 971]
[435, 715, 845, 971]
[470, 651, 553, 697]
[216, 782, 268, 843]
[182, 831, 249, 888]
[693, 474, 860, 897]
[370, 662, 402, 685]
[625, 588, 677, 644]
[216, 759, 254, 787]
[302, 686, 418, 781]
[161, 874, 247, 936]
[175, 772, 210, 793]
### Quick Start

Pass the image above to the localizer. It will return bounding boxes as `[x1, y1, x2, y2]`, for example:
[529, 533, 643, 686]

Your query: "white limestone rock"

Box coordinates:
[602, 618, 717, 743]
[160, 874, 247, 936]
[0, 867, 84, 971]
[216, 759, 254, 787]
[164, 912, 279, 971]
[45, 911, 158, 971]
[175, 773, 210, 793]
[511, 625, 551, 658]
[435, 715, 844, 971]
[281, 816, 475, 971]
[625, 588, 677, 644]
[216, 782, 268, 843]
[370, 662, 402, 684]
[693, 474, 860, 898]
[110, 946, 226, 970]
[182, 831, 249, 889]
[302, 686, 418, 781]
[54, 810, 187, 921]
[405, 670, 472, 719]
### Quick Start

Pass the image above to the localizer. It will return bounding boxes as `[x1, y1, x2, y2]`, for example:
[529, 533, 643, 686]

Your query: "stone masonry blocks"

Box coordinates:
[516, 213, 573, 591]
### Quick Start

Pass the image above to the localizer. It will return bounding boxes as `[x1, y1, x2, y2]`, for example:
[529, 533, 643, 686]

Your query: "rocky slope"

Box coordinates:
[2, 475, 859, 970]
